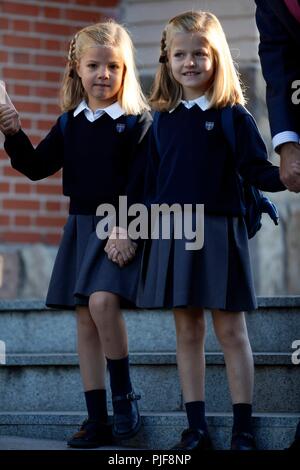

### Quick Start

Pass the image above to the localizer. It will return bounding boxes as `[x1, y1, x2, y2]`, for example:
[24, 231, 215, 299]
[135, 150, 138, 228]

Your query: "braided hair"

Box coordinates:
[67, 34, 78, 78]
[159, 30, 168, 63]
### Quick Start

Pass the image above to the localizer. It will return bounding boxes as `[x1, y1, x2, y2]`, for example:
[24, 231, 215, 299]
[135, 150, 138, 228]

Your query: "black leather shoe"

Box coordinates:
[112, 391, 141, 439]
[170, 428, 213, 451]
[67, 418, 113, 448]
[288, 421, 300, 450]
[231, 432, 256, 450]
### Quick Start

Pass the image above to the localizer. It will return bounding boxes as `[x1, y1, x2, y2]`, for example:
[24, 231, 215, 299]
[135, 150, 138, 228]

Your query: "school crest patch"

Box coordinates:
[205, 121, 214, 131]
[116, 123, 126, 133]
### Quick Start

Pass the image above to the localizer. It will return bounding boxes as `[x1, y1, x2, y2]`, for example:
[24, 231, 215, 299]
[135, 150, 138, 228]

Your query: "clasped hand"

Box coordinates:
[280, 142, 300, 193]
[104, 227, 137, 268]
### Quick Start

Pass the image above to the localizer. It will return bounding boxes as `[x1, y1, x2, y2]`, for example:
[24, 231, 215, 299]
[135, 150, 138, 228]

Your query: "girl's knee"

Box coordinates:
[88, 292, 121, 332]
[89, 292, 117, 315]
[175, 316, 206, 345]
[213, 311, 250, 348]
[216, 324, 249, 349]
[76, 308, 97, 335]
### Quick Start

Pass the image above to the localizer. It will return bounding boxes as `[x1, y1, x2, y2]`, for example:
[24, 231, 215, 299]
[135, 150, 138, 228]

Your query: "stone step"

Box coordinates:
[0, 435, 138, 451]
[1, 353, 299, 413]
[1, 298, 300, 354]
[0, 412, 298, 450]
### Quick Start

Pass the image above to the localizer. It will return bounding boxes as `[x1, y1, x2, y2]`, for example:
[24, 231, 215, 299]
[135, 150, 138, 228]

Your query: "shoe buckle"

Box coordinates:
[126, 391, 141, 401]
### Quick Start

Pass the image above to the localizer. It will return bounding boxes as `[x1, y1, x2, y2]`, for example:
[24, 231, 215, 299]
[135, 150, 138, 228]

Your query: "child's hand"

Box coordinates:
[107, 248, 129, 268]
[0, 104, 21, 136]
[105, 238, 127, 267]
[104, 227, 137, 267]
[291, 160, 300, 176]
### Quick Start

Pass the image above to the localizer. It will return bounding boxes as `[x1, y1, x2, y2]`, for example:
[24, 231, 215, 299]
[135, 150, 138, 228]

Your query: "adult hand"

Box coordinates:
[279, 142, 300, 192]
[0, 104, 21, 136]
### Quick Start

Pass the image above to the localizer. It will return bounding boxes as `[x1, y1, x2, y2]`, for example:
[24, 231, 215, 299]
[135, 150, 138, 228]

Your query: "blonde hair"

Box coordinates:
[150, 11, 246, 112]
[61, 21, 149, 114]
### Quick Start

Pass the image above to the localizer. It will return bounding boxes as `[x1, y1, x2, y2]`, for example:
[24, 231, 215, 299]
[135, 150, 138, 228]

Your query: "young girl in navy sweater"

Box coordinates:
[0, 21, 151, 448]
[136, 11, 286, 450]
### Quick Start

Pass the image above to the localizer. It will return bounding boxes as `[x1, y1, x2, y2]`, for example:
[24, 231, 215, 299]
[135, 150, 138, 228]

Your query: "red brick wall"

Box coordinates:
[0, 0, 120, 244]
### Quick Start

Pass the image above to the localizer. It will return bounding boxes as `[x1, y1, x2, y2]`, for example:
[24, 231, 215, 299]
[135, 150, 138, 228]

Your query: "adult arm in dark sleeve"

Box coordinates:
[4, 119, 64, 181]
[255, 0, 299, 137]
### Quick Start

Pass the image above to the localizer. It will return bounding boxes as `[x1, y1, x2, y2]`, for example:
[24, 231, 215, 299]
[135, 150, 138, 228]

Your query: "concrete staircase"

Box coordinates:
[0, 298, 299, 449]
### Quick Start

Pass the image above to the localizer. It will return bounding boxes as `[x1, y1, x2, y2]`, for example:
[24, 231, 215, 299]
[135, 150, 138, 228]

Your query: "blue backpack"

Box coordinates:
[152, 108, 279, 239]
[59, 111, 138, 135]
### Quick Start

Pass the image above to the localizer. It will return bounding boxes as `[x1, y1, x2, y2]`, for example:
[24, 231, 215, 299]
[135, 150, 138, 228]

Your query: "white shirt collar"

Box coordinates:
[73, 100, 125, 122]
[169, 95, 210, 113]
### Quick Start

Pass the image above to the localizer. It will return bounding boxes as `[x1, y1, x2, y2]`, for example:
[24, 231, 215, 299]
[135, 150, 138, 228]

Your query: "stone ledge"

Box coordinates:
[1, 296, 300, 312]
[0, 435, 135, 451]
[257, 296, 300, 308]
[0, 411, 299, 427]
[1, 352, 295, 366]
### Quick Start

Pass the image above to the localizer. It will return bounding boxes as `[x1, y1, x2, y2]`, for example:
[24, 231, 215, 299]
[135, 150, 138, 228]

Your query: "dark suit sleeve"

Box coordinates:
[234, 107, 286, 192]
[4, 120, 63, 181]
[255, 0, 299, 137]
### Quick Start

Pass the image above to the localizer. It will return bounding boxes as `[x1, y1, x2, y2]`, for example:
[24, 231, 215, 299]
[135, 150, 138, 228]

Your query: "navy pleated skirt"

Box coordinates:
[46, 215, 142, 309]
[137, 213, 257, 312]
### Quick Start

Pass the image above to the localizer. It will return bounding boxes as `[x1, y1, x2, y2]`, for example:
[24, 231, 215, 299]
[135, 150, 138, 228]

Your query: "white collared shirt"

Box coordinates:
[169, 95, 210, 113]
[73, 100, 125, 122]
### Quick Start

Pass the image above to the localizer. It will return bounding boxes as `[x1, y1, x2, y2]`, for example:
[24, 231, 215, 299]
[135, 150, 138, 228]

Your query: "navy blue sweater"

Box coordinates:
[145, 103, 285, 215]
[5, 110, 152, 214]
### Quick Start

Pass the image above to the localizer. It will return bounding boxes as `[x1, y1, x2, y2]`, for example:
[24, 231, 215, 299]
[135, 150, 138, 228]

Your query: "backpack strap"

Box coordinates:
[220, 105, 252, 155]
[220, 106, 236, 155]
[59, 111, 69, 136]
[221, 106, 247, 213]
[125, 114, 138, 130]
[152, 111, 161, 154]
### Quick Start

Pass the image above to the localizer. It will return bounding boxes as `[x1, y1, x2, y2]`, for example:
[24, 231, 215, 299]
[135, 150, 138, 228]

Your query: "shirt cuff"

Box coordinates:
[273, 131, 300, 152]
